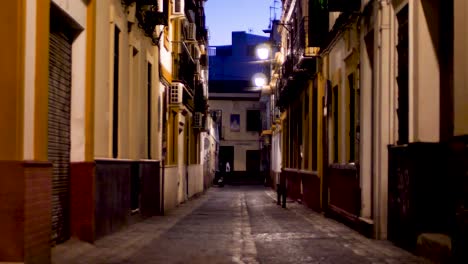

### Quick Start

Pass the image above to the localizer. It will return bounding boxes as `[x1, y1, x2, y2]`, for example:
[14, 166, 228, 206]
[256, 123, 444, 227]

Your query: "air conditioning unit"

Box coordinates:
[173, 0, 183, 15]
[193, 112, 203, 128]
[170, 82, 184, 104]
[186, 23, 196, 41]
[126, 2, 137, 24]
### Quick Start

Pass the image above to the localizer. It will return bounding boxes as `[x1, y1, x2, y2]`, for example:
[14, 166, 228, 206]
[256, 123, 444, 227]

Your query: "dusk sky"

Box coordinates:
[205, 0, 281, 46]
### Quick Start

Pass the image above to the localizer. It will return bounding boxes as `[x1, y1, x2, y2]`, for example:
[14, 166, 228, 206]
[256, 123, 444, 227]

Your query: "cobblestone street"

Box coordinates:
[52, 186, 428, 264]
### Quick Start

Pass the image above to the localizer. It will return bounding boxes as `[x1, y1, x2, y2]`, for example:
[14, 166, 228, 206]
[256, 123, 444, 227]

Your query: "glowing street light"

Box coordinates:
[256, 43, 271, 60]
[252, 72, 267, 87]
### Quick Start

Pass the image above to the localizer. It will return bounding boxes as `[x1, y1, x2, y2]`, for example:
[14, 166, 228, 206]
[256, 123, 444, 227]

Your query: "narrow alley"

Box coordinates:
[1, 0, 467, 263]
[53, 186, 427, 264]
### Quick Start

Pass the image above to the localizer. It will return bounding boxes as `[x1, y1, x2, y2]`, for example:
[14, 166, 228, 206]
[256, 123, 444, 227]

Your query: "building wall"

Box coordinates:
[209, 32, 268, 81]
[94, 0, 161, 160]
[94, 0, 113, 158]
[454, 0, 468, 136]
[0, 0, 97, 261]
[409, 0, 440, 142]
[164, 166, 179, 211]
[210, 100, 262, 142]
[209, 100, 261, 172]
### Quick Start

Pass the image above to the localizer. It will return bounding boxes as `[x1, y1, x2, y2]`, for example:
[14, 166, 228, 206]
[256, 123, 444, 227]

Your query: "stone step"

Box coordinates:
[416, 233, 452, 264]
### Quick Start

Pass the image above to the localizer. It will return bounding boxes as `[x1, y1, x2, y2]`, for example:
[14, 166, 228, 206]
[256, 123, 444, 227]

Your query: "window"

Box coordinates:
[333, 85, 339, 163]
[171, 111, 177, 163]
[349, 74, 355, 162]
[312, 82, 318, 170]
[246, 110, 261, 132]
[162, 88, 168, 162]
[295, 103, 302, 169]
[147, 62, 152, 159]
[189, 117, 198, 164]
[174, 0, 182, 13]
[112, 26, 120, 159]
[230, 114, 240, 132]
[212, 110, 222, 139]
[282, 117, 289, 168]
[303, 90, 310, 170]
[397, 6, 409, 145]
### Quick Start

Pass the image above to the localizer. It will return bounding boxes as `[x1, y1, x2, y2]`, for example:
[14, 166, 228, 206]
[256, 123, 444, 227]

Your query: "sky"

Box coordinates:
[205, 0, 281, 46]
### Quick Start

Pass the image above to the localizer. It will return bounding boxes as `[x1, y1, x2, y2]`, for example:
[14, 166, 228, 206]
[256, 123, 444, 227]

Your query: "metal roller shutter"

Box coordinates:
[48, 31, 72, 244]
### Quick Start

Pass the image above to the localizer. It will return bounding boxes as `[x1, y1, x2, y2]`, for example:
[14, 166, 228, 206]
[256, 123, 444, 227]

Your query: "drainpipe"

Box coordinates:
[155, 25, 166, 216]
[375, 0, 391, 240]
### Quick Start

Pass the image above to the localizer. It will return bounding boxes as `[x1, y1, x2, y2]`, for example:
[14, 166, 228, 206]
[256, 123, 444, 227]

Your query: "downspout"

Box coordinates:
[376, 0, 391, 239]
[156, 26, 166, 215]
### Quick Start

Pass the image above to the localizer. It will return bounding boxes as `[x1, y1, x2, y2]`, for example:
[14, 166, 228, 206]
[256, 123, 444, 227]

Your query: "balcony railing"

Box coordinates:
[281, 55, 294, 80]
[173, 43, 196, 94]
[327, 0, 361, 12]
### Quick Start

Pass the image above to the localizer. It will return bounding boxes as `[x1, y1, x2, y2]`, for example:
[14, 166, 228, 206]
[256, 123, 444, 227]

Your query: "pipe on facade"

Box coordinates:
[374, 0, 391, 240]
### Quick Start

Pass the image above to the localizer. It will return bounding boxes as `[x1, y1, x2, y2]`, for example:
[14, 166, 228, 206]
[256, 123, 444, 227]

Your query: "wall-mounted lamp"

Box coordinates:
[122, 0, 167, 45]
[252, 73, 268, 88]
[256, 43, 271, 60]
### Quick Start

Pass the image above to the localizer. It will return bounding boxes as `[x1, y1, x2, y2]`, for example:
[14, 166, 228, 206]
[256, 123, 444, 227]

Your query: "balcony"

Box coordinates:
[198, 27, 208, 42]
[172, 42, 197, 111]
[194, 80, 207, 113]
[173, 43, 196, 92]
[327, 0, 361, 12]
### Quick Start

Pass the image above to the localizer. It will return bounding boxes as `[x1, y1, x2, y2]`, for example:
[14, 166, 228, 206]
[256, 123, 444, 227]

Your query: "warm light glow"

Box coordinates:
[252, 72, 267, 87]
[255, 77, 266, 87]
[256, 44, 270, 60]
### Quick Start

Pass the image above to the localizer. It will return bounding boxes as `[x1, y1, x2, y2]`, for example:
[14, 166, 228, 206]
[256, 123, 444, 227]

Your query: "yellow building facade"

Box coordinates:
[273, 2, 468, 258]
[0, 0, 211, 262]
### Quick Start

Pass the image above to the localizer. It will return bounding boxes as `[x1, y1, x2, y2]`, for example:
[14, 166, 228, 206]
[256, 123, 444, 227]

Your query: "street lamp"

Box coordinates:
[252, 73, 267, 88]
[256, 43, 271, 60]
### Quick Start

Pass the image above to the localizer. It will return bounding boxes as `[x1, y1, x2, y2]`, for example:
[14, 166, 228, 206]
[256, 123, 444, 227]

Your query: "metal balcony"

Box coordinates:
[327, 0, 361, 12]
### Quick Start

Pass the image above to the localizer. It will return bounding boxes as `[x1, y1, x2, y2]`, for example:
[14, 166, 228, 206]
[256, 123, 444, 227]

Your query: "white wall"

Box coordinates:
[95, 0, 162, 160]
[328, 39, 347, 164]
[70, 31, 87, 162]
[272, 131, 282, 173]
[52, 0, 86, 26]
[409, 0, 440, 142]
[359, 18, 373, 220]
[164, 166, 179, 211]
[210, 99, 262, 171]
[50, 0, 89, 162]
[94, 0, 112, 157]
[188, 164, 203, 197]
[23, 0, 37, 160]
[210, 100, 263, 142]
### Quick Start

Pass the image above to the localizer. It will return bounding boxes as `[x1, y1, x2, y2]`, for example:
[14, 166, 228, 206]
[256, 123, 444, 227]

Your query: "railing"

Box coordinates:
[173, 43, 196, 94]
[194, 80, 207, 112]
[293, 17, 309, 59]
[282, 55, 294, 80]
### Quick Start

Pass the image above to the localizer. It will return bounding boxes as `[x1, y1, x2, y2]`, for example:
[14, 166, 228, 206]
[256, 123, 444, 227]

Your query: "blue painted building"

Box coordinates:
[208, 31, 269, 183]
[209, 31, 268, 83]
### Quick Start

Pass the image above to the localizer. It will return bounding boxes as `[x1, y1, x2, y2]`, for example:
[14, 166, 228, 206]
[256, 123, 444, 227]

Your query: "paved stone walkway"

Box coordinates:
[52, 186, 429, 264]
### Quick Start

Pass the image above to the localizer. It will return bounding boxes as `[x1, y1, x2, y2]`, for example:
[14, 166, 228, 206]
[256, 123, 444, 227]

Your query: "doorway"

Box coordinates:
[219, 146, 234, 181]
[246, 150, 261, 180]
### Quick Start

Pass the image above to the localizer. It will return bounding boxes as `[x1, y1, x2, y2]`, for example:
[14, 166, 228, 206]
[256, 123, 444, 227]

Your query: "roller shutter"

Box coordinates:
[48, 30, 72, 244]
